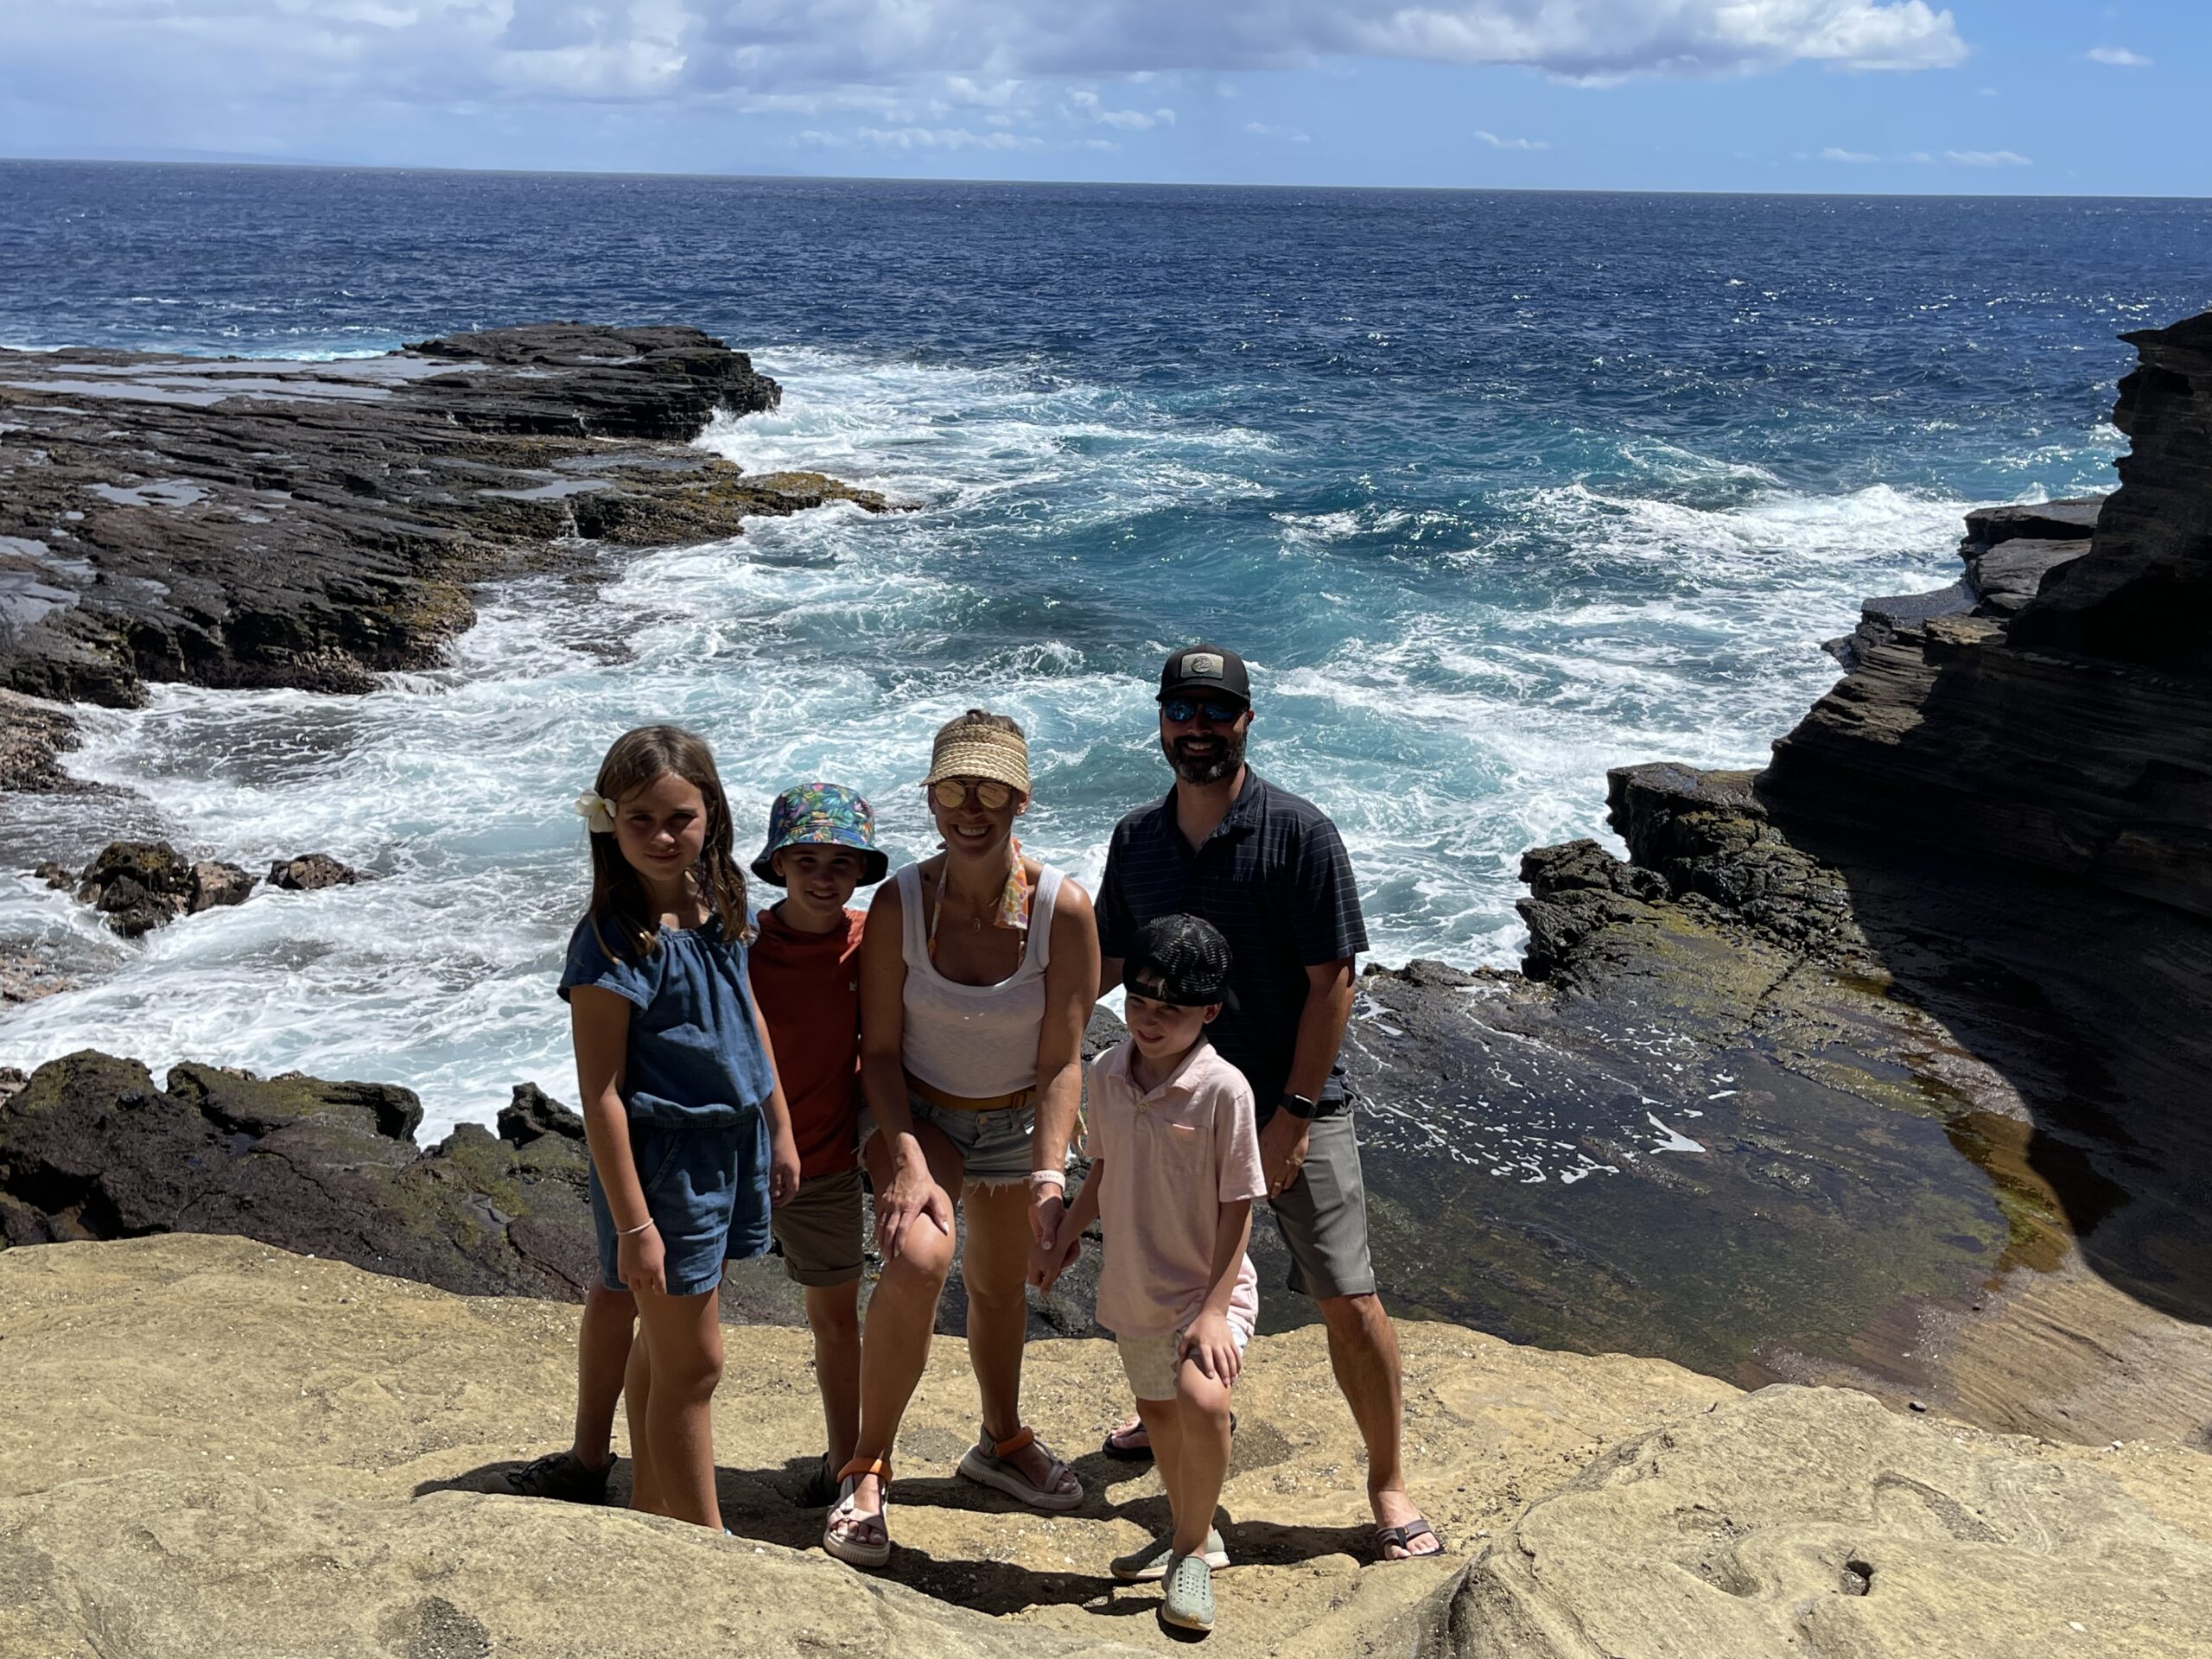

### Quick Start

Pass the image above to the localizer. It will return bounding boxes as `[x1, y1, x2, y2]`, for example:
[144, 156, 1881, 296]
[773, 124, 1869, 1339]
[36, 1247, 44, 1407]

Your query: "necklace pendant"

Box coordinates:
[971, 916, 983, 931]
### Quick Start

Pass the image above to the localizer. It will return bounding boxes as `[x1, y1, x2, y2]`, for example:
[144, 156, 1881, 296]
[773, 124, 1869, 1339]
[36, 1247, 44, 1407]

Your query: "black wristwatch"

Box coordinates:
[1278, 1092, 1318, 1121]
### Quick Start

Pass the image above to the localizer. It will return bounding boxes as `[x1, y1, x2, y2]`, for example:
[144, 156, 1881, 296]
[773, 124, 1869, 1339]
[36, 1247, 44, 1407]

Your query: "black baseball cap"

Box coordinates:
[1158, 643, 1250, 707]
[1122, 912, 1239, 1010]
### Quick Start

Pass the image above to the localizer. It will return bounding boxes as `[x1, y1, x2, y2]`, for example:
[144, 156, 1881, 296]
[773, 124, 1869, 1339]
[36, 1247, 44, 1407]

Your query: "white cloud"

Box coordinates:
[801, 124, 1039, 150]
[1096, 106, 1176, 129]
[1821, 145, 2031, 168]
[0, 1, 1974, 121]
[1067, 87, 1174, 129]
[1476, 129, 1548, 150]
[1245, 121, 1311, 143]
[2087, 46, 2152, 68]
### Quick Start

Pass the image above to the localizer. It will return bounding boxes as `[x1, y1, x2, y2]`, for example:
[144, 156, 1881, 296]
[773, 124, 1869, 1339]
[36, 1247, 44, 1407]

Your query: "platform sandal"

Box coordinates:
[956, 1425, 1083, 1512]
[823, 1456, 893, 1567]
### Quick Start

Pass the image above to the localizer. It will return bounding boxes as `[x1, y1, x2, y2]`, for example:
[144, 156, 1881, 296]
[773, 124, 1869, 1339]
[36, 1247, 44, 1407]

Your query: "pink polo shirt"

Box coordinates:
[1084, 1037, 1267, 1341]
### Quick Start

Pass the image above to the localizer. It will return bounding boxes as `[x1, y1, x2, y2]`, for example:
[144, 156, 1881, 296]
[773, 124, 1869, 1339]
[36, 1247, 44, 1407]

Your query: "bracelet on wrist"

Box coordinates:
[1027, 1170, 1067, 1193]
[617, 1217, 656, 1237]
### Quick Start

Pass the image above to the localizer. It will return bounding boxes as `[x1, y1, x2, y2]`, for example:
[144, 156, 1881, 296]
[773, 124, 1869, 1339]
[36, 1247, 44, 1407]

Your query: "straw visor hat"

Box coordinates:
[923, 715, 1033, 799]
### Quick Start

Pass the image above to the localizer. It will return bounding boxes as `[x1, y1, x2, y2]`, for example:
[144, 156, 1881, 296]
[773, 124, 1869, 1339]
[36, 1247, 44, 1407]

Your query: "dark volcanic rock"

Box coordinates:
[51, 841, 256, 933]
[2007, 318, 2212, 669]
[1965, 537, 2092, 614]
[497, 1081, 585, 1146]
[0, 692, 86, 793]
[1962, 499, 2106, 549]
[267, 851, 359, 892]
[76, 840, 198, 937]
[188, 859, 255, 912]
[0, 1051, 599, 1298]
[1765, 317, 2212, 924]
[0, 323, 887, 715]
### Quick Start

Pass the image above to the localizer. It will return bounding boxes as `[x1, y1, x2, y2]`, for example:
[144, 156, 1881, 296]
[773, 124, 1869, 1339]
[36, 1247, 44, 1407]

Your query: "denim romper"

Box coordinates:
[561, 913, 776, 1296]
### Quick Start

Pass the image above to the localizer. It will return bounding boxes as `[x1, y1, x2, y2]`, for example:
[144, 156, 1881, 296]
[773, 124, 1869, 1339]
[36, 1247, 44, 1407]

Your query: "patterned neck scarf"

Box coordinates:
[927, 837, 1034, 962]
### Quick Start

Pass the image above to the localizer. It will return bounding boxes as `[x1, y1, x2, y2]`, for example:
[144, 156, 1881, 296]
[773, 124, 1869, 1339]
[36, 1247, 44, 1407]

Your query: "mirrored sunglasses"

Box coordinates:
[1160, 696, 1245, 724]
[931, 778, 1014, 810]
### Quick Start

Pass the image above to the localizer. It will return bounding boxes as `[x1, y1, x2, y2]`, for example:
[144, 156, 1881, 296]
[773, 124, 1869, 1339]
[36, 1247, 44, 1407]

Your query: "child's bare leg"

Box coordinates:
[1135, 1394, 1183, 1537]
[804, 1281, 862, 1473]
[623, 1334, 660, 1515]
[573, 1282, 636, 1468]
[1170, 1363, 1235, 1557]
[634, 1284, 726, 1529]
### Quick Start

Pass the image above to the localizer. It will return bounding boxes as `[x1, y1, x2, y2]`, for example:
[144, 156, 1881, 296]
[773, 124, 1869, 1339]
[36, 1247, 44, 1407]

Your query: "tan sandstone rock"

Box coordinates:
[1456, 1385, 2212, 1658]
[3, 1236, 2209, 1657]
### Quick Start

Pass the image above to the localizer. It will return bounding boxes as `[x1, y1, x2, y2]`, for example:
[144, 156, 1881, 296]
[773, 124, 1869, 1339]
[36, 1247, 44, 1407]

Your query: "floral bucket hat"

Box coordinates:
[751, 781, 890, 888]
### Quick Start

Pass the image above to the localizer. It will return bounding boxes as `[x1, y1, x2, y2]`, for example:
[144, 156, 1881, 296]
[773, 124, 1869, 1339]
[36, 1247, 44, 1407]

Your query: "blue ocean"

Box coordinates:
[3, 162, 2209, 1137]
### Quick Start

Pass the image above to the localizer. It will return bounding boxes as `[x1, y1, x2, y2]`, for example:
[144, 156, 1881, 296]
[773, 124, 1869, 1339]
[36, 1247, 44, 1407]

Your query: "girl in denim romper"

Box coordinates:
[563, 724, 800, 1531]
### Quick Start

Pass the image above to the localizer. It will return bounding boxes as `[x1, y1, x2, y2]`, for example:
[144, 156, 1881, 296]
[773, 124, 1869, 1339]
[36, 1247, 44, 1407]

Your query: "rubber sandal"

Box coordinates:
[1372, 1516, 1445, 1560]
[956, 1426, 1084, 1512]
[823, 1457, 893, 1567]
[1111, 1527, 1228, 1582]
[1100, 1411, 1236, 1464]
[1160, 1552, 1216, 1631]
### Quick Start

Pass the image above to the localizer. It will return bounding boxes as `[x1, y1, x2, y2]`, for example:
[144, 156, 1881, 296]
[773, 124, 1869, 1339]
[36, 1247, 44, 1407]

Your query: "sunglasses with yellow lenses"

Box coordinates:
[931, 778, 1014, 811]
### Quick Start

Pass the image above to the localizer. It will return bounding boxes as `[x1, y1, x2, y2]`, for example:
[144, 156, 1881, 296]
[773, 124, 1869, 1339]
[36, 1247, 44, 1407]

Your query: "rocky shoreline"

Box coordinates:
[0, 322, 886, 718]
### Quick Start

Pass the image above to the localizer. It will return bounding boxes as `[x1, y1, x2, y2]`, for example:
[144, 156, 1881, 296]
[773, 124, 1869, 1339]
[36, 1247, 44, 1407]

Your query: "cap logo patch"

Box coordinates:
[1182, 652, 1224, 678]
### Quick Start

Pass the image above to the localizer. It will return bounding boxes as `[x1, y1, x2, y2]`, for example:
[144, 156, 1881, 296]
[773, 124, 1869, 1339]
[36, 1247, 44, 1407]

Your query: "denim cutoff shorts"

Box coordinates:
[858, 1092, 1035, 1190]
[588, 1112, 770, 1298]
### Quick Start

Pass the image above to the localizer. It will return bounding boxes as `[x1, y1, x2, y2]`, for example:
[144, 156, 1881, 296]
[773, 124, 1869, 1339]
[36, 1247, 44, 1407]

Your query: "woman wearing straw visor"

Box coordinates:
[823, 709, 1100, 1567]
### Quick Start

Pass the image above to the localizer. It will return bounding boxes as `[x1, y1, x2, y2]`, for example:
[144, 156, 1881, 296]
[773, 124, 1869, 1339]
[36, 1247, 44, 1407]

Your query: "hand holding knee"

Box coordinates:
[1179, 1312, 1241, 1385]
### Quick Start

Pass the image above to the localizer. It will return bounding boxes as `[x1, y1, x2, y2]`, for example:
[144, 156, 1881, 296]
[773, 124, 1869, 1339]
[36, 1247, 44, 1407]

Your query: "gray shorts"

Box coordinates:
[1265, 1109, 1376, 1301]
[768, 1166, 865, 1287]
[858, 1092, 1036, 1192]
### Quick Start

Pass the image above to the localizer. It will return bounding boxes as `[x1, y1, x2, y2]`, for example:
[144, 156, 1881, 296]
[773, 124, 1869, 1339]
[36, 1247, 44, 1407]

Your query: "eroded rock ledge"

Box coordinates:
[0, 322, 886, 709]
[3, 1236, 2207, 1658]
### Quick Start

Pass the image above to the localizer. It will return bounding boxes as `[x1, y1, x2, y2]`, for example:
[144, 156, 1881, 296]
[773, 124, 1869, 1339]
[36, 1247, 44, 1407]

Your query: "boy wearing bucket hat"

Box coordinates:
[747, 782, 891, 1500]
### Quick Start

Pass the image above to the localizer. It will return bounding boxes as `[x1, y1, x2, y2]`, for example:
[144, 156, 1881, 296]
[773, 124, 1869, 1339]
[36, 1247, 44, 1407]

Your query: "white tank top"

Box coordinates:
[898, 859, 1065, 1099]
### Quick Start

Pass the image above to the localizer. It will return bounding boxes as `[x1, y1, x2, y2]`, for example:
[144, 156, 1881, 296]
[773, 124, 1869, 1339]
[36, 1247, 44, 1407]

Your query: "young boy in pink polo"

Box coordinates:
[1043, 912, 1262, 1636]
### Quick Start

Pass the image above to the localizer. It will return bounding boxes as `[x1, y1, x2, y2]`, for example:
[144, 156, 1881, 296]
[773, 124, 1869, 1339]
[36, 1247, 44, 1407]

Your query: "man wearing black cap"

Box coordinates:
[1045, 642, 1440, 1560]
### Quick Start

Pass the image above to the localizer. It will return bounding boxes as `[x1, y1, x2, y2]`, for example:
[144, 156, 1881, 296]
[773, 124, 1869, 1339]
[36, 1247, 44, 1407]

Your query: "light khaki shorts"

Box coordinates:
[766, 1166, 865, 1287]
[1116, 1325, 1249, 1402]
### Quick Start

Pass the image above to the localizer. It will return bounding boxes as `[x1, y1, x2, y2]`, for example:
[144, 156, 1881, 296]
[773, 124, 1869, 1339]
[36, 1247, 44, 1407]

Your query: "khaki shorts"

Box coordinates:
[767, 1166, 865, 1287]
[1116, 1325, 1249, 1402]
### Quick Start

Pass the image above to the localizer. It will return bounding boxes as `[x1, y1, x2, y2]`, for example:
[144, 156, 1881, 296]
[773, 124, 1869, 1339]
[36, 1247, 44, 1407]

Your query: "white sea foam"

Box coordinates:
[0, 345, 2026, 1138]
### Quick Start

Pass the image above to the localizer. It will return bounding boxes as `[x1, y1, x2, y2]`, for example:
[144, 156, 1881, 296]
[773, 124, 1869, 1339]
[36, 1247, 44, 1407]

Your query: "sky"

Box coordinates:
[1, 1, 2203, 194]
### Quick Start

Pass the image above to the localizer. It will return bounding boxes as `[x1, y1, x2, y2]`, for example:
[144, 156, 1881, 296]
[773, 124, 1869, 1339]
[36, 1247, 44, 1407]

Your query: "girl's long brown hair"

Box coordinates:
[585, 725, 752, 961]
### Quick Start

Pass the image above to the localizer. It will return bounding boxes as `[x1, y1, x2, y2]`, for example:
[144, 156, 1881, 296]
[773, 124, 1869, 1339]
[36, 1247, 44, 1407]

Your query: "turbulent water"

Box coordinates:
[3, 165, 2209, 1138]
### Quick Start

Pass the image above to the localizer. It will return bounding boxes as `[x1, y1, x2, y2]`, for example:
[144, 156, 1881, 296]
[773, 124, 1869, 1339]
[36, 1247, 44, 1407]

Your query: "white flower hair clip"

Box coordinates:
[575, 791, 618, 835]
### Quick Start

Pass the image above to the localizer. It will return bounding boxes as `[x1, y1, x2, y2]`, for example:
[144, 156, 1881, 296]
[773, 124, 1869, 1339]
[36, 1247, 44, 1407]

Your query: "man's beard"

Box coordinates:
[1164, 726, 1246, 785]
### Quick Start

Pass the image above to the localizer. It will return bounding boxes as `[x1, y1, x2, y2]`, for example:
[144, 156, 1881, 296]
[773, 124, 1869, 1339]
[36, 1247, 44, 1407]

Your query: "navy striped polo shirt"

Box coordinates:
[1096, 770, 1368, 1112]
